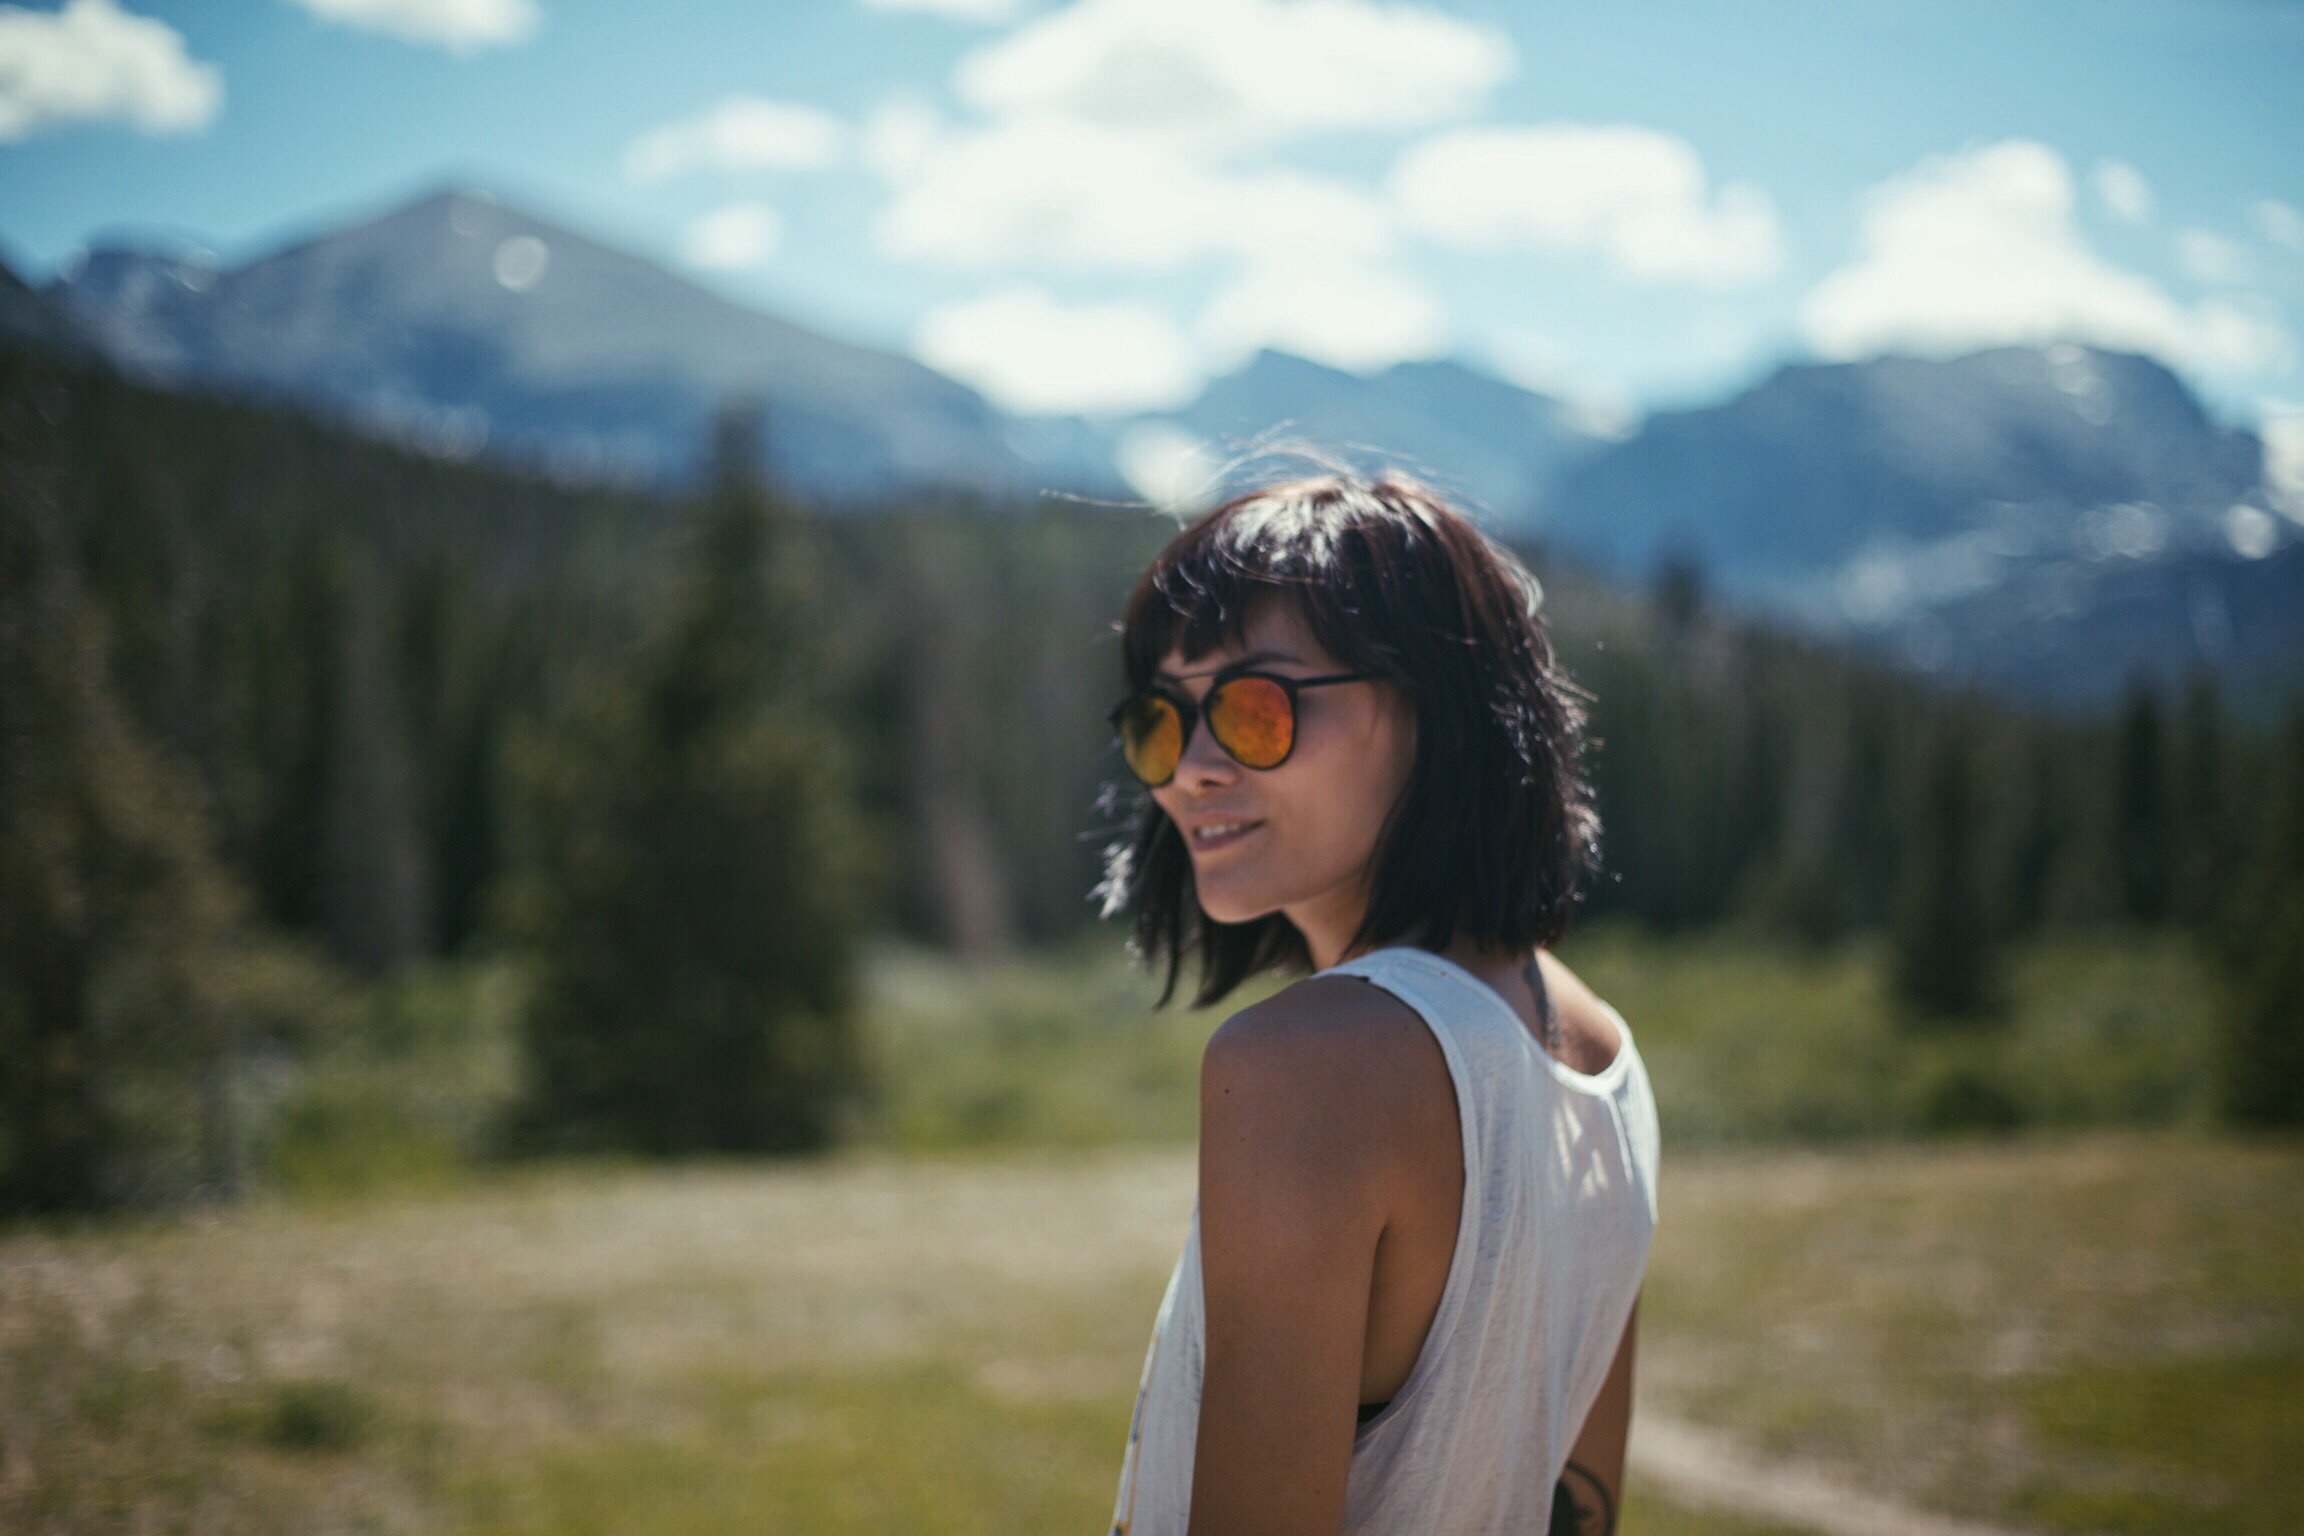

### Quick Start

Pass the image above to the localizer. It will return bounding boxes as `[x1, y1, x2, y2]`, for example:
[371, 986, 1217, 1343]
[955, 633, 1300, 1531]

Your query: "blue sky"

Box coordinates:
[2, 0, 2301, 468]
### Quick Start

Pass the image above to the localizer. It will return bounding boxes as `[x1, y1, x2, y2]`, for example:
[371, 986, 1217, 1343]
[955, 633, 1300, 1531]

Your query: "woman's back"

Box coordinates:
[1111, 945, 1659, 1535]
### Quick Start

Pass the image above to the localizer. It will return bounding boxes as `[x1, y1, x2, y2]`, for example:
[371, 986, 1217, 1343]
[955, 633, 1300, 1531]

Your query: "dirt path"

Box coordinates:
[1632, 1411, 2030, 1536]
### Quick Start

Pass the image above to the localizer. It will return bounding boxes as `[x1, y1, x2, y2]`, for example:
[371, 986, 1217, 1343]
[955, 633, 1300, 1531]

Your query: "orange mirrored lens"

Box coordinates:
[1120, 695, 1184, 785]
[1207, 676, 1294, 768]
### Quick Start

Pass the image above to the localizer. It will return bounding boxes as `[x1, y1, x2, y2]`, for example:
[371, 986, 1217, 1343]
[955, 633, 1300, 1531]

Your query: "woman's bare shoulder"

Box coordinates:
[1201, 974, 1442, 1115]
[1198, 975, 1455, 1204]
[1209, 974, 1424, 1057]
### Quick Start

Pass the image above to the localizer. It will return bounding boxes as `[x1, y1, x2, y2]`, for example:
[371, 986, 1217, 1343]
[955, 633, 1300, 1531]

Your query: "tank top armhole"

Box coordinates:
[1319, 955, 1486, 1431]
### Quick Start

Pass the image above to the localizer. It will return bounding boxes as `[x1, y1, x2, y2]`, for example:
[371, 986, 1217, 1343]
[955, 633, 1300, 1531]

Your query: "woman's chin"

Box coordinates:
[1193, 881, 1278, 928]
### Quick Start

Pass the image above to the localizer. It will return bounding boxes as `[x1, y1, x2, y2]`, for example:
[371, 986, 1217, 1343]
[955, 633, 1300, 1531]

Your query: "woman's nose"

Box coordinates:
[1172, 710, 1239, 786]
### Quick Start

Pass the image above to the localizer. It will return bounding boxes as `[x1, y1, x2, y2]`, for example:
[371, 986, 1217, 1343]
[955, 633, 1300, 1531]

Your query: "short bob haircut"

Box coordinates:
[1096, 471, 1601, 1008]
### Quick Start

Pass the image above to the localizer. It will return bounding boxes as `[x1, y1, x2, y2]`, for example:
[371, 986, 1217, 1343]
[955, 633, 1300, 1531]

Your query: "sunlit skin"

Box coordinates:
[1152, 592, 1638, 1536]
[1147, 598, 1417, 969]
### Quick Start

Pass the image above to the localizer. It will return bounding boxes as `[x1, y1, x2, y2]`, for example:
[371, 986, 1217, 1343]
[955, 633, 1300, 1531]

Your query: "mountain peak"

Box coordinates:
[1547, 343, 2289, 701]
[44, 182, 1045, 498]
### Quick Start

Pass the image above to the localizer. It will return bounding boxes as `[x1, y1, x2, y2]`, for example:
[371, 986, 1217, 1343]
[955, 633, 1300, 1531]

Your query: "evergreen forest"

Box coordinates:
[5, 342, 2302, 1214]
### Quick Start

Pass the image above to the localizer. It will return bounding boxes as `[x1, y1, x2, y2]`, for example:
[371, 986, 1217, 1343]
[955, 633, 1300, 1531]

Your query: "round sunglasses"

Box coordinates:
[1108, 667, 1369, 788]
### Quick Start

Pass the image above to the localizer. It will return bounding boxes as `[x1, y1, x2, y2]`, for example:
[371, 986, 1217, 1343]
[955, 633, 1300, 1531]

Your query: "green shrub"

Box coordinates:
[855, 937, 1259, 1151]
[1556, 922, 2218, 1145]
[260, 1379, 378, 1453]
[255, 958, 524, 1199]
[844, 924, 2224, 1154]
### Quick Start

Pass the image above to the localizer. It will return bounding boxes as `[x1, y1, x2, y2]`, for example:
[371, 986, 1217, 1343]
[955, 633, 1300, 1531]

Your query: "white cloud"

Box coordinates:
[953, 0, 1511, 155]
[874, 113, 1391, 273]
[2177, 227, 2248, 286]
[2253, 197, 2304, 255]
[1389, 124, 1784, 287]
[2190, 298, 2291, 375]
[2093, 158, 2151, 224]
[1802, 140, 2291, 378]
[624, 96, 844, 183]
[284, 0, 536, 53]
[862, 98, 940, 181]
[1198, 258, 1446, 373]
[868, 0, 1535, 389]
[914, 282, 1202, 414]
[860, 0, 1023, 21]
[871, 0, 1503, 384]
[681, 203, 783, 270]
[0, 0, 219, 141]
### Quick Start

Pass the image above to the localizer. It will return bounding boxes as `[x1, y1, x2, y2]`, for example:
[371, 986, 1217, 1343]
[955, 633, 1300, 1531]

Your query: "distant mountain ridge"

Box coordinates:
[1128, 347, 1610, 523]
[1546, 345, 2297, 704]
[0, 253, 89, 357]
[45, 188, 1078, 502]
[34, 185, 2304, 706]
[1551, 345, 2262, 588]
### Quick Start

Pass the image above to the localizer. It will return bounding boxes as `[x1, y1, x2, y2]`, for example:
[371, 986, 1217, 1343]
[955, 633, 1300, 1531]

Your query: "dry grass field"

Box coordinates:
[3, 1131, 2296, 1535]
[1645, 1136, 2303, 1534]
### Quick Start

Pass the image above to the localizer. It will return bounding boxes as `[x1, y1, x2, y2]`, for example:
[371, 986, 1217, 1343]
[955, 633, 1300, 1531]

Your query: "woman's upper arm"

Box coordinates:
[1188, 990, 1401, 1536]
[1556, 1295, 1639, 1536]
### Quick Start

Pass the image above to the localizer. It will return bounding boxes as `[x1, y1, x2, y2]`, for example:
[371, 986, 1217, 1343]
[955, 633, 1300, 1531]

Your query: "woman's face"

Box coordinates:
[1148, 594, 1417, 969]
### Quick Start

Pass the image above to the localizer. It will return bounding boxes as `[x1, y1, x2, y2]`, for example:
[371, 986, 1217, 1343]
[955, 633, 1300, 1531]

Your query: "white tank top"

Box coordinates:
[1109, 945, 1661, 1535]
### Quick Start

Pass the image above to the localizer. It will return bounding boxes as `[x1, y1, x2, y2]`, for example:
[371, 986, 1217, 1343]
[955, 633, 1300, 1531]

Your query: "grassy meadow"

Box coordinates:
[862, 920, 2229, 1152]
[3, 926, 2293, 1535]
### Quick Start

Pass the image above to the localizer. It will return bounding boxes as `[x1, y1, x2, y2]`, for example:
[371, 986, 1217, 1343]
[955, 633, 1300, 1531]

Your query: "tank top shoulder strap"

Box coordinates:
[1319, 946, 1531, 1085]
[1315, 945, 1504, 1199]
[1321, 948, 1474, 1071]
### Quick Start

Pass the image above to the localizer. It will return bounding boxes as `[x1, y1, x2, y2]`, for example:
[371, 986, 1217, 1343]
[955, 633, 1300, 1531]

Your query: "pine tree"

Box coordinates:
[1890, 715, 2003, 1023]
[0, 363, 245, 1211]
[894, 528, 1016, 956]
[2112, 682, 2173, 925]
[321, 550, 430, 975]
[510, 411, 865, 1154]
[2218, 704, 2304, 1127]
[398, 549, 520, 956]
[2171, 673, 2230, 932]
[1651, 552, 1705, 647]
[2002, 734, 2070, 935]
[1835, 685, 1903, 930]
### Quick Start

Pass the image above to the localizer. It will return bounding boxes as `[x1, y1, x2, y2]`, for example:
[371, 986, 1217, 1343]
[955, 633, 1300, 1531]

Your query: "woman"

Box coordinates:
[1098, 473, 1659, 1536]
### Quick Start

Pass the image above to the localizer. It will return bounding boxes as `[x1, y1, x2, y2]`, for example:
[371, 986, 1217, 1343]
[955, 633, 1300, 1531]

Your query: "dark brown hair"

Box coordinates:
[1094, 471, 1600, 1006]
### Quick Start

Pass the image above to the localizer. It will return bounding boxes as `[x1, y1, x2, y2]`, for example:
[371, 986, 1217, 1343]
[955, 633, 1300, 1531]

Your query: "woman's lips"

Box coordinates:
[1189, 819, 1263, 853]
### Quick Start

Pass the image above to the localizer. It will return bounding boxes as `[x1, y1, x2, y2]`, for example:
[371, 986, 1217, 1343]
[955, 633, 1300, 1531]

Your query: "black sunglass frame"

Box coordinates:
[1107, 667, 1369, 787]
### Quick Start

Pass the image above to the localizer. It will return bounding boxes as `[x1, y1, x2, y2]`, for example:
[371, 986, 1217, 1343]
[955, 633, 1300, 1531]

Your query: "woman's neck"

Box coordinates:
[1289, 886, 1379, 973]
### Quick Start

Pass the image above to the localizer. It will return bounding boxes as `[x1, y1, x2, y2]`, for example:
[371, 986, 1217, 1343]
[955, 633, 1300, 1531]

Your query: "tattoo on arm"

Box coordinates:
[1547, 1460, 1616, 1536]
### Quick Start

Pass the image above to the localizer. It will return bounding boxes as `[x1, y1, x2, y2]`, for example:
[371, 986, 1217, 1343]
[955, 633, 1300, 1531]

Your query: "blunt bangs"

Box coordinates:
[1096, 473, 1601, 1008]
